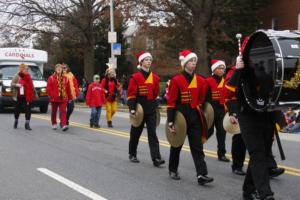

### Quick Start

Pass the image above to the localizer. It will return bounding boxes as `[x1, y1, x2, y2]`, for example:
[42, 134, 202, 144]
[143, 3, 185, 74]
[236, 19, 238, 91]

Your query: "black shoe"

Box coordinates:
[25, 123, 32, 130]
[129, 155, 140, 163]
[14, 120, 18, 129]
[218, 155, 230, 162]
[153, 158, 165, 167]
[269, 167, 285, 178]
[169, 171, 180, 180]
[232, 168, 246, 176]
[107, 121, 113, 128]
[243, 192, 260, 200]
[94, 125, 101, 128]
[197, 175, 214, 185]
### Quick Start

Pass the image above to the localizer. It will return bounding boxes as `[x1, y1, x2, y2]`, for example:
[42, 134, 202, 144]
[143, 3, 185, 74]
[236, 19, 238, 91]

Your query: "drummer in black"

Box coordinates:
[225, 56, 280, 200]
[167, 49, 213, 185]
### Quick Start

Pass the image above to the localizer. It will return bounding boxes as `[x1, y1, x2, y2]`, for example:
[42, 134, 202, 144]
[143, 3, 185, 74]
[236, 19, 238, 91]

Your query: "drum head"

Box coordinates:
[243, 31, 275, 111]
[243, 30, 300, 111]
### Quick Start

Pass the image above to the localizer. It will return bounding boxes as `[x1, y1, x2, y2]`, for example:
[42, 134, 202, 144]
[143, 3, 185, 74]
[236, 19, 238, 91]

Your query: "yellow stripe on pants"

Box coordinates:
[106, 101, 117, 122]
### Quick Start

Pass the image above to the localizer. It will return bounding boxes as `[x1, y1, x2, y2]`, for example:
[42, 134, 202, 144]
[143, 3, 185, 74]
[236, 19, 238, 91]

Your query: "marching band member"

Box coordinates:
[222, 64, 247, 175]
[101, 65, 120, 128]
[127, 51, 165, 167]
[167, 49, 213, 185]
[224, 53, 285, 200]
[206, 59, 230, 162]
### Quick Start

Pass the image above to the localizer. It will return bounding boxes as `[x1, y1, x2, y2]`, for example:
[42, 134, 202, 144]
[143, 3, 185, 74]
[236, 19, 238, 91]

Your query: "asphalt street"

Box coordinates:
[0, 107, 299, 200]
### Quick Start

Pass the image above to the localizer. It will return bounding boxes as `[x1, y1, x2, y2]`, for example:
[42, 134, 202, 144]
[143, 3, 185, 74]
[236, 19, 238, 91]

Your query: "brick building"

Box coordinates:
[259, 0, 300, 30]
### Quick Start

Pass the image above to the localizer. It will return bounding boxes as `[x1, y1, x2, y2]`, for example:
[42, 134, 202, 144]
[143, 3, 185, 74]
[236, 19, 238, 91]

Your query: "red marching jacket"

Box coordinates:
[46, 74, 72, 102]
[206, 76, 225, 106]
[167, 73, 207, 109]
[127, 71, 160, 102]
[167, 73, 209, 143]
[101, 78, 120, 102]
[18, 72, 35, 103]
[221, 66, 238, 114]
[86, 82, 106, 107]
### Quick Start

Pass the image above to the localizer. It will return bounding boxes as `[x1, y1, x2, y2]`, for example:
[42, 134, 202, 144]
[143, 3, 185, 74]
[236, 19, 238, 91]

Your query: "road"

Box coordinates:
[0, 107, 299, 200]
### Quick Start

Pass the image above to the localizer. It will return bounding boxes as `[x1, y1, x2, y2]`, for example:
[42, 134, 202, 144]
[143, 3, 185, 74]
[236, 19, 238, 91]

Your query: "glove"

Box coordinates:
[229, 113, 238, 124]
[236, 56, 245, 69]
[168, 122, 176, 134]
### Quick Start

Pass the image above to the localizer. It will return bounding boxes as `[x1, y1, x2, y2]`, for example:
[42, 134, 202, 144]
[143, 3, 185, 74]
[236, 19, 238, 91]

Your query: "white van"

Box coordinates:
[0, 48, 49, 113]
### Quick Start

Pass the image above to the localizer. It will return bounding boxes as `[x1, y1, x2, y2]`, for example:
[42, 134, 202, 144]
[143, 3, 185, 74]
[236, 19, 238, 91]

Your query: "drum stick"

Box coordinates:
[274, 127, 286, 160]
[236, 33, 242, 56]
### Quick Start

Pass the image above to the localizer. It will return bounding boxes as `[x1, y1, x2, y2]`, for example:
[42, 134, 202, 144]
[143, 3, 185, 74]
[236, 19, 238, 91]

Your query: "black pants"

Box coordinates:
[169, 109, 208, 176]
[208, 109, 226, 157]
[14, 97, 31, 121]
[66, 100, 75, 125]
[239, 111, 274, 199]
[231, 134, 246, 170]
[129, 109, 161, 161]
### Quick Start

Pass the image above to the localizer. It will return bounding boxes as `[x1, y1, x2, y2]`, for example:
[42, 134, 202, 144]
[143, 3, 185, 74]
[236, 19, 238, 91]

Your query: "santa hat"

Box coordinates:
[136, 51, 152, 63]
[179, 49, 198, 68]
[136, 51, 152, 69]
[211, 59, 226, 73]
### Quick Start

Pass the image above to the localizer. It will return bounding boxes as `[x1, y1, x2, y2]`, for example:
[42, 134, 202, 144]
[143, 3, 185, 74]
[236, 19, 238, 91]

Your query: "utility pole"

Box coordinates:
[110, 0, 115, 61]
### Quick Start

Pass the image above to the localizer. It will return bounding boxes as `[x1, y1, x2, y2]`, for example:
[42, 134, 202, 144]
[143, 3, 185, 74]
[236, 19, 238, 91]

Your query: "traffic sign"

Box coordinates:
[108, 32, 117, 43]
[113, 43, 121, 55]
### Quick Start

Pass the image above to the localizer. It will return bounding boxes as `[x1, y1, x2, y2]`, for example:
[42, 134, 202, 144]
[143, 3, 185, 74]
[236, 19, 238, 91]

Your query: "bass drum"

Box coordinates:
[242, 30, 300, 111]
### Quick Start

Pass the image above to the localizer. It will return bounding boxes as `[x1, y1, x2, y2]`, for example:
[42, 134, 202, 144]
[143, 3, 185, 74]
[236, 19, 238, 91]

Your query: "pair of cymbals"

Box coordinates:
[223, 113, 241, 135]
[165, 102, 215, 147]
[129, 103, 160, 127]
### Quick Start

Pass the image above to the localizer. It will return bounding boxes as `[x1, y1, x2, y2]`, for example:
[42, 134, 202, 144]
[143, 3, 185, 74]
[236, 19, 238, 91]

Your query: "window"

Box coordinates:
[271, 18, 278, 30]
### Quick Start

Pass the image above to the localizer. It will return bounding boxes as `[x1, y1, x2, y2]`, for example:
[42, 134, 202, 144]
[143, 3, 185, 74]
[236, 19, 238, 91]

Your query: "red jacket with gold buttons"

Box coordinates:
[127, 70, 160, 102]
[167, 73, 207, 109]
[206, 75, 224, 106]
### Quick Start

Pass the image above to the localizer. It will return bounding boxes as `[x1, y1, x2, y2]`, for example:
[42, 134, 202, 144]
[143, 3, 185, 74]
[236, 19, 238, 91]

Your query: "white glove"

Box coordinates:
[130, 110, 135, 115]
[236, 56, 245, 69]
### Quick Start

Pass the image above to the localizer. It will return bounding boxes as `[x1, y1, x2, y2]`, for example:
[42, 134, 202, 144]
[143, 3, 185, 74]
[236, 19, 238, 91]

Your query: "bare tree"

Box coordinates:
[0, 0, 111, 80]
[120, 0, 268, 76]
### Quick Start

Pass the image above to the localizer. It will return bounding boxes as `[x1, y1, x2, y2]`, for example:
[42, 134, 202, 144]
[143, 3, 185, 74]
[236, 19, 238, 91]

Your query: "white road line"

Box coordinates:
[37, 168, 107, 200]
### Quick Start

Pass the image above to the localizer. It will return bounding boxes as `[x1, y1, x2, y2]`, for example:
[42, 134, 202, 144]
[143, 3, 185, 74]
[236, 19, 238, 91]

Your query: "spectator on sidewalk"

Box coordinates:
[86, 74, 106, 128]
[82, 77, 89, 99]
[281, 108, 297, 133]
[101, 64, 120, 128]
[158, 80, 170, 105]
[121, 74, 129, 105]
